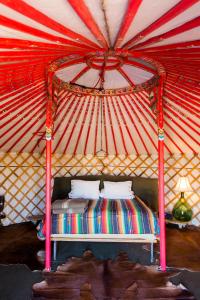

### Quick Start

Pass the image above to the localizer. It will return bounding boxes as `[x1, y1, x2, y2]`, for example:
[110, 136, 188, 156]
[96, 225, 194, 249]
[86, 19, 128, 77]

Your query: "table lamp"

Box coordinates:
[172, 176, 193, 222]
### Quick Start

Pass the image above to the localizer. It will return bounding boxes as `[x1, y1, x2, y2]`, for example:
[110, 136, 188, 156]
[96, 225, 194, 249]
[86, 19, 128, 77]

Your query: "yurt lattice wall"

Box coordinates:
[1, 152, 199, 226]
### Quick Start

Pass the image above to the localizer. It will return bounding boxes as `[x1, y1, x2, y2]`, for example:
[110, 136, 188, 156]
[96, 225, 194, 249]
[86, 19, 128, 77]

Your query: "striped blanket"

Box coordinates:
[51, 197, 159, 235]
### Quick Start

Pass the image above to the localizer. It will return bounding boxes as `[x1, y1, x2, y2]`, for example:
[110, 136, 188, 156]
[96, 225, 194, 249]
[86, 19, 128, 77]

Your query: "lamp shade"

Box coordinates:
[175, 177, 192, 192]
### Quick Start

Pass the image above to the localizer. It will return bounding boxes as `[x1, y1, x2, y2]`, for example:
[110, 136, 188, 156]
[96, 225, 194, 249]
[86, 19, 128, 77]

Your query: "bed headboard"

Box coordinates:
[52, 175, 158, 212]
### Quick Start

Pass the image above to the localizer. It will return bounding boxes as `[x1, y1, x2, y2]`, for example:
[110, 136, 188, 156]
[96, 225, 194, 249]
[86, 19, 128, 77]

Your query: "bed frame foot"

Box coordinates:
[53, 241, 57, 261]
[150, 242, 154, 263]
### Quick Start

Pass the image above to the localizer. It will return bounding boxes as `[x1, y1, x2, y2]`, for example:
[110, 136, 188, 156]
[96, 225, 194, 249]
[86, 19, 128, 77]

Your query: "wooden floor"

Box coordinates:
[0, 222, 200, 299]
[165, 224, 200, 271]
[0, 222, 200, 271]
[0, 222, 44, 270]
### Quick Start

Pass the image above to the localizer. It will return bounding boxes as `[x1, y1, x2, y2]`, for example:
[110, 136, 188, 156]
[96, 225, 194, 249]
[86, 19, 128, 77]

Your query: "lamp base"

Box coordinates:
[172, 195, 192, 222]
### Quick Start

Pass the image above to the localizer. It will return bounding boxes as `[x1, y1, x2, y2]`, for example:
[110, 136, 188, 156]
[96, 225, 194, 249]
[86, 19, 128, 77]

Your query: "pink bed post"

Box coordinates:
[45, 71, 54, 271]
[158, 76, 166, 271]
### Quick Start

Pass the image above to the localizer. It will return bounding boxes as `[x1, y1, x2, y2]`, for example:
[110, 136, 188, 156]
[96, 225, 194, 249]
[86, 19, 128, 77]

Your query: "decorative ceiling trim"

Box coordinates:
[53, 75, 159, 96]
[48, 50, 165, 96]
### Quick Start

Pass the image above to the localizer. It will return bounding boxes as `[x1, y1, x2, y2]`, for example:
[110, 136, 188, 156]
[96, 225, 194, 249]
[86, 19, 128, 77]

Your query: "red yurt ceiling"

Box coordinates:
[0, 0, 199, 155]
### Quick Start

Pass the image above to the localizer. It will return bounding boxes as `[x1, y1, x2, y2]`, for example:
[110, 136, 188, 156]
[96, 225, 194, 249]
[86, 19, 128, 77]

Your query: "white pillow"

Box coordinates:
[100, 181, 134, 199]
[100, 189, 134, 199]
[68, 180, 100, 199]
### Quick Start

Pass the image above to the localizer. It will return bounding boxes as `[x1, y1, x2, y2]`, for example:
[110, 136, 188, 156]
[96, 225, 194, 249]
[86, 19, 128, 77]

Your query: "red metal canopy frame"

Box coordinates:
[44, 52, 167, 272]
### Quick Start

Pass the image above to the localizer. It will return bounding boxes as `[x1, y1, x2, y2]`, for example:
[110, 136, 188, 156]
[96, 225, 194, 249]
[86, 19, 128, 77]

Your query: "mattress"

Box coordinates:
[51, 196, 159, 235]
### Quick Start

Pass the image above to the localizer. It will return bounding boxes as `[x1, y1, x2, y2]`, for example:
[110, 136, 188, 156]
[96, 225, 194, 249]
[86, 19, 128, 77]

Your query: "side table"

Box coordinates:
[165, 218, 189, 229]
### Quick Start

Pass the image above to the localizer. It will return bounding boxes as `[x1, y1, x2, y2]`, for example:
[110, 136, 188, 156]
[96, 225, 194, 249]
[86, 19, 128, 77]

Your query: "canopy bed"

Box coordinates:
[49, 175, 159, 262]
[45, 39, 166, 271]
[45, 50, 166, 271]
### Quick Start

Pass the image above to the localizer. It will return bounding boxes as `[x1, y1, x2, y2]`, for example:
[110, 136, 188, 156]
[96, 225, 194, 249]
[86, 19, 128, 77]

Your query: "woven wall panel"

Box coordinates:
[0, 152, 45, 225]
[0, 152, 199, 226]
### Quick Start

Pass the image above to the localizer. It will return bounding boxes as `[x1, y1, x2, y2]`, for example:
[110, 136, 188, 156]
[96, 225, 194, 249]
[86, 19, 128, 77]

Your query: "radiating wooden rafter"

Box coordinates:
[114, 0, 142, 48]
[68, 0, 108, 49]
[131, 17, 200, 50]
[123, 0, 199, 48]
[0, 0, 100, 49]
[0, 15, 95, 49]
[117, 67, 135, 87]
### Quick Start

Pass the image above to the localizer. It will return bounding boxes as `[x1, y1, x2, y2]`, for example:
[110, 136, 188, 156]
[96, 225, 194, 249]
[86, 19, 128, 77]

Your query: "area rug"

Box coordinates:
[33, 251, 195, 300]
[169, 270, 200, 300]
[0, 264, 42, 300]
